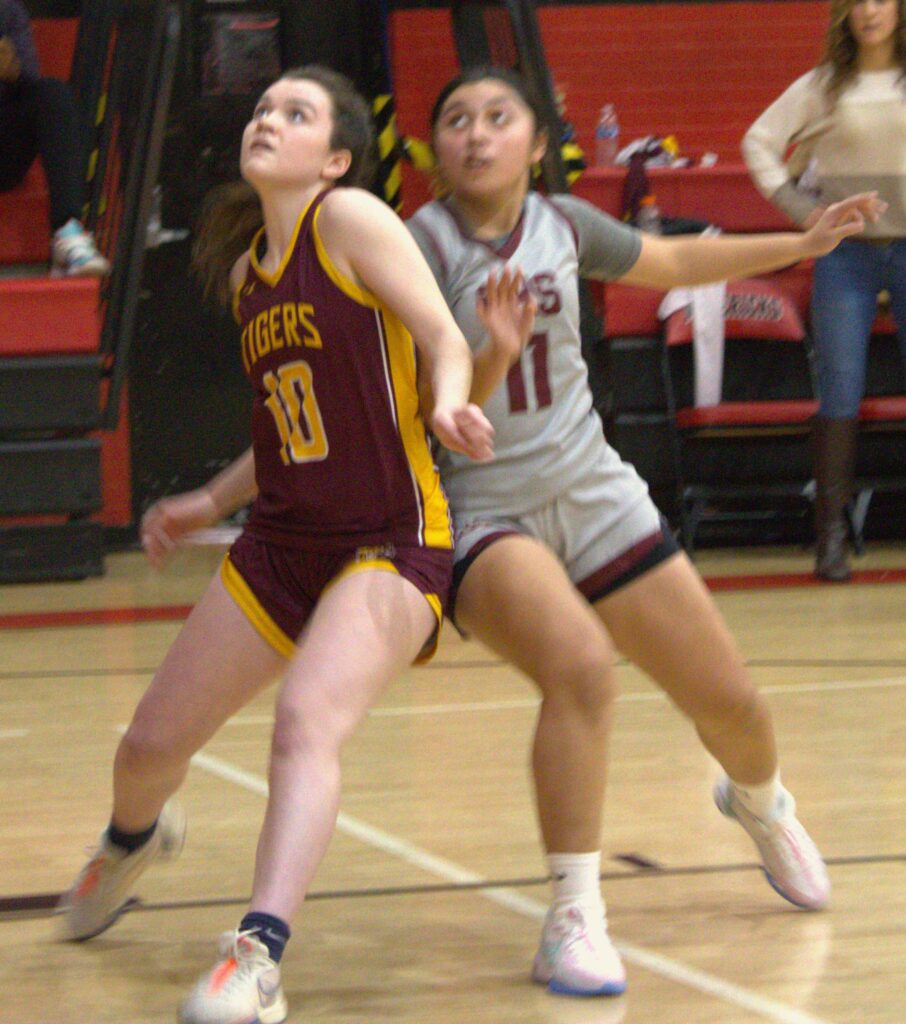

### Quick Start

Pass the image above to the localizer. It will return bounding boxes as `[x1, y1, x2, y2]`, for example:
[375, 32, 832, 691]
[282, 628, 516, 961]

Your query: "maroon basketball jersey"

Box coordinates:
[234, 189, 451, 551]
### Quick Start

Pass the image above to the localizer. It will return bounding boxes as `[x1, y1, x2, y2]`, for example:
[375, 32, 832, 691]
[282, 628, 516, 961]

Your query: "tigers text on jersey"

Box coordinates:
[408, 192, 637, 520]
[235, 189, 451, 551]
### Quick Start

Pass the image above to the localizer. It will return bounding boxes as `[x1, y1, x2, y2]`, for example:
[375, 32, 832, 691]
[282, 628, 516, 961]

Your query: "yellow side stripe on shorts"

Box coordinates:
[220, 555, 295, 660]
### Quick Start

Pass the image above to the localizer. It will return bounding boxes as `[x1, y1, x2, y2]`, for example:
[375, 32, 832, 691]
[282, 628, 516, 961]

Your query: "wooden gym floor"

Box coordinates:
[1, 541, 904, 1023]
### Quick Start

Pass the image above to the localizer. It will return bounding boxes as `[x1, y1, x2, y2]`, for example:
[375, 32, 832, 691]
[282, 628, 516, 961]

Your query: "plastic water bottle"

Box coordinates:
[594, 104, 620, 167]
[636, 194, 662, 234]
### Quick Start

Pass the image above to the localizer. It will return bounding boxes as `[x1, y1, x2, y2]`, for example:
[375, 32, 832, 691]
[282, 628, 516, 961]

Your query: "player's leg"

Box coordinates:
[455, 535, 625, 996]
[595, 551, 829, 909]
[58, 567, 287, 940]
[180, 567, 437, 1024]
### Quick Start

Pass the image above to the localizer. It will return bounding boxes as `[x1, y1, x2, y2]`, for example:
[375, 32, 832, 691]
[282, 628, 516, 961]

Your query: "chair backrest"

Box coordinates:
[662, 277, 815, 411]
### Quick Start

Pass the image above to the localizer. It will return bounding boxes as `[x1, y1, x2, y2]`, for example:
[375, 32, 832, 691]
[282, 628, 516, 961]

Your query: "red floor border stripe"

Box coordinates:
[2, 568, 906, 631]
[0, 605, 193, 630]
[705, 567, 906, 591]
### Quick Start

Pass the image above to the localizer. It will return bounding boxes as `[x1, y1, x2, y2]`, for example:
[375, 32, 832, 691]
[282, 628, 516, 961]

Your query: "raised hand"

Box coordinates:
[476, 265, 537, 365]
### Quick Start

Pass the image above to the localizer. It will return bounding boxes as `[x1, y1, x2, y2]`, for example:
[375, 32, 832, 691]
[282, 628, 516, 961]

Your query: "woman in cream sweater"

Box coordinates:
[743, 0, 906, 580]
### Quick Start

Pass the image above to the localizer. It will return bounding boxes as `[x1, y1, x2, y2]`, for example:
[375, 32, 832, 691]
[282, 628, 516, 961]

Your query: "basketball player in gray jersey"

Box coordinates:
[411, 180, 658, 570]
[412, 66, 884, 998]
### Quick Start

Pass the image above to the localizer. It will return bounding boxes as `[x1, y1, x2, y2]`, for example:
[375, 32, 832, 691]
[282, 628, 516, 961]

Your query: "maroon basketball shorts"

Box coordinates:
[222, 531, 453, 663]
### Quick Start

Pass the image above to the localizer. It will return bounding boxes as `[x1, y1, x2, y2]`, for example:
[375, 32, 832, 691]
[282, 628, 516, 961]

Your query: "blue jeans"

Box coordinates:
[810, 238, 906, 418]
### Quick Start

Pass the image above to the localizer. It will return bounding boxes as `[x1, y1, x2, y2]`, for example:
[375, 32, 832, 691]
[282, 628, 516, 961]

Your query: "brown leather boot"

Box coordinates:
[812, 416, 858, 581]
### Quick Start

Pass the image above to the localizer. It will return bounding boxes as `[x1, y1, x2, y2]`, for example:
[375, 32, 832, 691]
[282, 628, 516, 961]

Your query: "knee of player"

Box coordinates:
[270, 699, 349, 762]
[117, 720, 184, 773]
[536, 643, 618, 719]
[696, 678, 767, 734]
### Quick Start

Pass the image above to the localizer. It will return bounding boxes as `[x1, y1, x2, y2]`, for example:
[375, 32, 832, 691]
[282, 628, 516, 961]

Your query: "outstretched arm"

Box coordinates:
[620, 192, 885, 290]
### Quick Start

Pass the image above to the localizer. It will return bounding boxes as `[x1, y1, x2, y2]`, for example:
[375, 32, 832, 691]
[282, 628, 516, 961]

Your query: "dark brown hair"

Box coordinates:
[821, 0, 906, 101]
[429, 65, 545, 134]
[193, 65, 376, 305]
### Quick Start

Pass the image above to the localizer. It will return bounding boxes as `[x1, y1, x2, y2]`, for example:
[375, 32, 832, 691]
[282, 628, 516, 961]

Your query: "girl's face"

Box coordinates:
[432, 80, 546, 202]
[848, 0, 899, 52]
[240, 78, 349, 190]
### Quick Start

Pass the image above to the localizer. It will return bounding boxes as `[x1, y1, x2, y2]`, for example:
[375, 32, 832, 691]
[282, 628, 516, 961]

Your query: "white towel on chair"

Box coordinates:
[658, 229, 727, 406]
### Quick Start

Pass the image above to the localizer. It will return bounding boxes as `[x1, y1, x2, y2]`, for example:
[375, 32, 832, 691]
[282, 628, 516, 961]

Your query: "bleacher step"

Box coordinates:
[0, 276, 102, 355]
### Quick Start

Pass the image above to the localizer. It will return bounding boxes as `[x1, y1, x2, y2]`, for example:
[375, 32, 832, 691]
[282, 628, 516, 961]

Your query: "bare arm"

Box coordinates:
[318, 188, 494, 460]
[620, 193, 885, 290]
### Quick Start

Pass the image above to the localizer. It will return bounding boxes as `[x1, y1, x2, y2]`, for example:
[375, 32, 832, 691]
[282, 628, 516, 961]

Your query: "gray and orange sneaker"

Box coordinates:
[180, 930, 288, 1024]
[56, 800, 186, 940]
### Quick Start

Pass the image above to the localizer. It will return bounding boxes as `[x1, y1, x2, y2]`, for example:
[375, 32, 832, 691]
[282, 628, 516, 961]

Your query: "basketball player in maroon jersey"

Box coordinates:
[57, 66, 533, 1024]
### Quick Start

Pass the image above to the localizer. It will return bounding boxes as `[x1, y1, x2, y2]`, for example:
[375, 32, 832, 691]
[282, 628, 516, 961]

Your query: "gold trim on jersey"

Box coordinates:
[311, 204, 379, 308]
[248, 194, 318, 288]
[309, 201, 452, 550]
[379, 310, 453, 550]
[220, 555, 296, 659]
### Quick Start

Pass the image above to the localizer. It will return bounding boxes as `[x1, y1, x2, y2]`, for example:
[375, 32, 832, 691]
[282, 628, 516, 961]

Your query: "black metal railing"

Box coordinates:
[68, 0, 182, 429]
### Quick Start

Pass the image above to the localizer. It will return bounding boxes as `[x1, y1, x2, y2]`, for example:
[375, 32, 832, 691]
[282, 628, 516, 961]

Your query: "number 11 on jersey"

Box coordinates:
[506, 332, 551, 414]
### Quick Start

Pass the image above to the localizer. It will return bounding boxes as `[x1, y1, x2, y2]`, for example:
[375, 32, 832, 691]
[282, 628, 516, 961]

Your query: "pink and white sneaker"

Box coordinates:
[714, 776, 830, 910]
[531, 903, 626, 996]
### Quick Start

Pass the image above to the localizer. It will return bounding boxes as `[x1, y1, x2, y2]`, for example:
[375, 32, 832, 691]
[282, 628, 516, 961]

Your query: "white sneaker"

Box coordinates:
[56, 801, 186, 940]
[714, 776, 830, 910]
[531, 903, 626, 996]
[51, 218, 111, 277]
[180, 930, 288, 1024]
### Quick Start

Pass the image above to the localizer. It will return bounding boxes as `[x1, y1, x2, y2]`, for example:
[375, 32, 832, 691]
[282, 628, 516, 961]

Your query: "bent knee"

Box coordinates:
[536, 646, 618, 719]
[270, 701, 354, 762]
[696, 683, 767, 733]
[117, 722, 187, 774]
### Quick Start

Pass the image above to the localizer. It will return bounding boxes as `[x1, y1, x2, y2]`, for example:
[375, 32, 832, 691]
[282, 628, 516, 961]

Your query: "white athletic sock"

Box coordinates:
[729, 768, 791, 822]
[547, 851, 604, 912]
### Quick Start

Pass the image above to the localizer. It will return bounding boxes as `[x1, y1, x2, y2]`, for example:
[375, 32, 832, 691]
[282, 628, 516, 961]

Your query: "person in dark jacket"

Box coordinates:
[0, 0, 109, 275]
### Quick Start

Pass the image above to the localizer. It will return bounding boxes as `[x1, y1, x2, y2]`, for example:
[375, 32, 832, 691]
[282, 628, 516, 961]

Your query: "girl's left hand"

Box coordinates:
[805, 192, 887, 255]
[476, 266, 538, 365]
[431, 403, 495, 462]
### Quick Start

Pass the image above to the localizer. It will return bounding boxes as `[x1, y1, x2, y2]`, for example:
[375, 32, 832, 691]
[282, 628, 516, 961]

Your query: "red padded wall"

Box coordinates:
[390, 2, 829, 214]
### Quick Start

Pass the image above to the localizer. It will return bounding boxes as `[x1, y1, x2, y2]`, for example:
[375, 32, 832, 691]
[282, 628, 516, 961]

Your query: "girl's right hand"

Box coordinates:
[140, 488, 220, 569]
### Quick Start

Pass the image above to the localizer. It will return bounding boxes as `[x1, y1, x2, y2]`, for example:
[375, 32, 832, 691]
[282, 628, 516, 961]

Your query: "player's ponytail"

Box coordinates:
[192, 180, 263, 306]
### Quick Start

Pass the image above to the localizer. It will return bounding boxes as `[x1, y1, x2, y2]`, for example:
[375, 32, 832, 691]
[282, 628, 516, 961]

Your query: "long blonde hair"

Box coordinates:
[192, 65, 376, 305]
[821, 0, 906, 100]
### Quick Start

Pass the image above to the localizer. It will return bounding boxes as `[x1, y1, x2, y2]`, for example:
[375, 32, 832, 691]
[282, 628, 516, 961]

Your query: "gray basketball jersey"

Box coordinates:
[408, 192, 641, 517]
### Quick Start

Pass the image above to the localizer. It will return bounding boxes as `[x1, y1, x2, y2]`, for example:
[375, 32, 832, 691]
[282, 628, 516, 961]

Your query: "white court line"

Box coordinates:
[189, 748, 834, 1024]
[0, 728, 28, 739]
[221, 674, 906, 726]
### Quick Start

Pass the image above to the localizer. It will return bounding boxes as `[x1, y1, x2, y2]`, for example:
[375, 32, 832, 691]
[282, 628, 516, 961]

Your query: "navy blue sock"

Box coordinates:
[240, 911, 291, 964]
[107, 820, 156, 854]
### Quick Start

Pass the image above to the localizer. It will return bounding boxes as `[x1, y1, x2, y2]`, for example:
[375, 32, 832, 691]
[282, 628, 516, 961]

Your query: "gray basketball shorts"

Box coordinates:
[449, 443, 679, 618]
